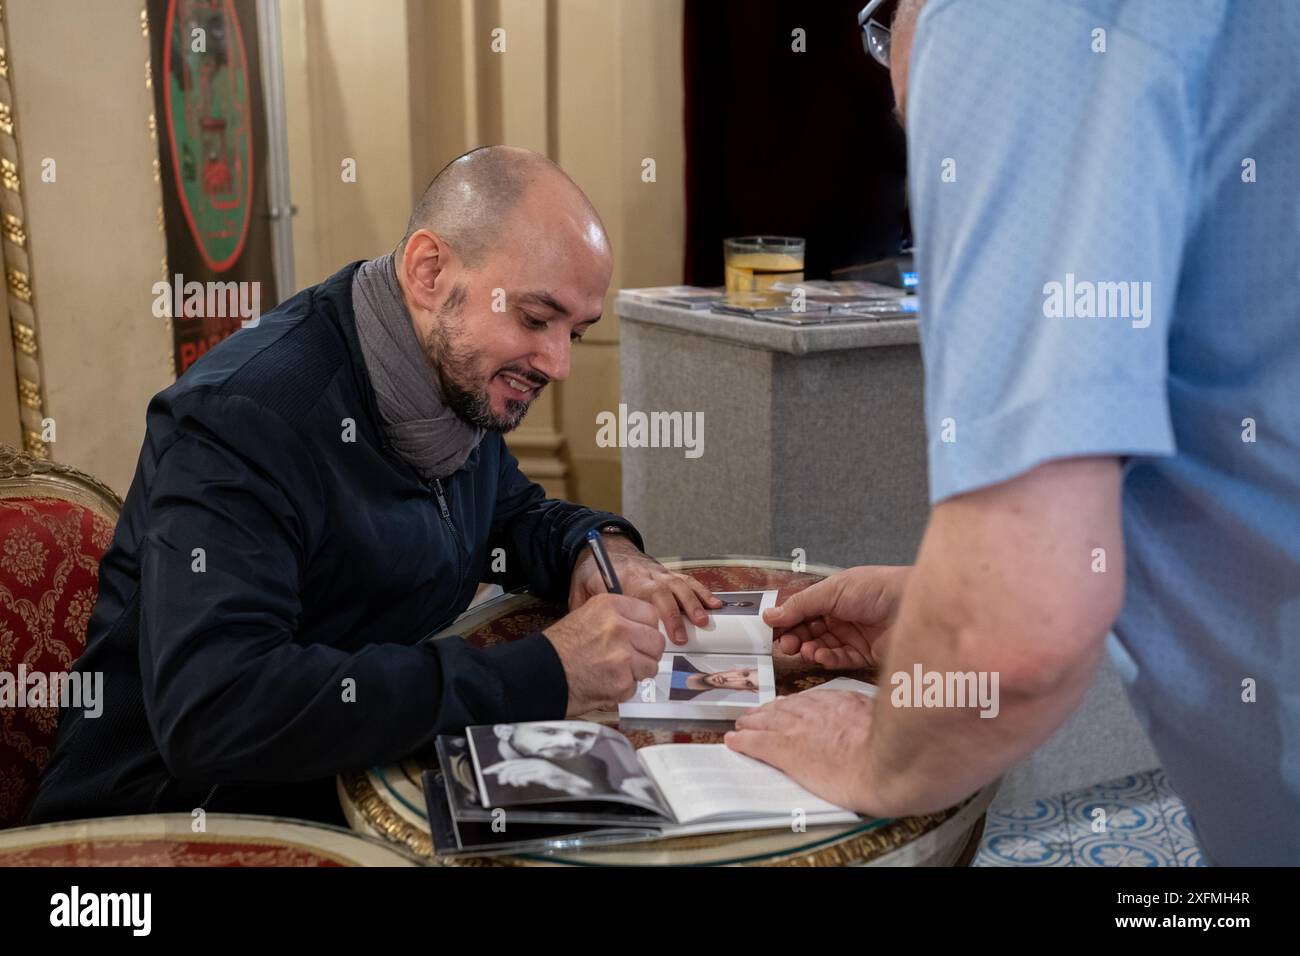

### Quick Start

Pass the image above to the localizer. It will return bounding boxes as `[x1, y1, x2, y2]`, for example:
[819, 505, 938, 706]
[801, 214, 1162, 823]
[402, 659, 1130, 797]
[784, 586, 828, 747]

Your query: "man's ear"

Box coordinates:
[399, 230, 452, 311]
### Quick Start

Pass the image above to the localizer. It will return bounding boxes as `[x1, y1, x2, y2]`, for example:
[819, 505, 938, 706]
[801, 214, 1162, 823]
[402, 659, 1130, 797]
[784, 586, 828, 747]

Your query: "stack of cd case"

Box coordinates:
[622, 284, 919, 324]
[711, 290, 918, 325]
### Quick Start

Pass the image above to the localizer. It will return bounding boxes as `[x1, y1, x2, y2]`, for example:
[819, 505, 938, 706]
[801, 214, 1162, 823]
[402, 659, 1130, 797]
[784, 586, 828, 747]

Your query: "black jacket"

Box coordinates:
[27, 262, 641, 824]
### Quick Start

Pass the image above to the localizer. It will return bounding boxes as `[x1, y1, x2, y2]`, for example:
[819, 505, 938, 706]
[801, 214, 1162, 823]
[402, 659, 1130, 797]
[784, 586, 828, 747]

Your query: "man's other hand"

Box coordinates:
[765, 565, 911, 669]
[726, 690, 882, 814]
[544, 593, 666, 715]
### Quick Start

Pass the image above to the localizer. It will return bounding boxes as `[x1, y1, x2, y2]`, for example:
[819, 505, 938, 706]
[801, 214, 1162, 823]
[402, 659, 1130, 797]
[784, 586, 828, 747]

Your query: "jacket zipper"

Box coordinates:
[431, 478, 467, 595]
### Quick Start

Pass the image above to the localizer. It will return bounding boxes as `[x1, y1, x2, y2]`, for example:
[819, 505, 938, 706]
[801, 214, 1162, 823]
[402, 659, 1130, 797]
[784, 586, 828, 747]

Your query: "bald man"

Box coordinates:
[27, 146, 717, 826]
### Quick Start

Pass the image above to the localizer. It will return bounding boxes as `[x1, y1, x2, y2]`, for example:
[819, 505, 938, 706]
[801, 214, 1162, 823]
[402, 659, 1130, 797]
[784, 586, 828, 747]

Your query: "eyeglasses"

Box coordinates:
[858, 0, 892, 69]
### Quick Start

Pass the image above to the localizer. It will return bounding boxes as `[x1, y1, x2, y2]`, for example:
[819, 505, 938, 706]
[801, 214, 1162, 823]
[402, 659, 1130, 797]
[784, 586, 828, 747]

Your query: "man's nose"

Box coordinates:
[531, 327, 572, 382]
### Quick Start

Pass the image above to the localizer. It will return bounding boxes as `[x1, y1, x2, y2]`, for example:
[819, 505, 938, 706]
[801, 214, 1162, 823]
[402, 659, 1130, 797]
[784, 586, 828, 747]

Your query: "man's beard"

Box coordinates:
[519, 742, 590, 759]
[421, 284, 544, 433]
[528, 745, 583, 759]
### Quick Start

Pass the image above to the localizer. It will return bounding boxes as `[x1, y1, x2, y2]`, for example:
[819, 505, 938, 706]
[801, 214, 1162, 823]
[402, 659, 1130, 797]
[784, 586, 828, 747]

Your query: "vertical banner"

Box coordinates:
[147, 0, 278, 376]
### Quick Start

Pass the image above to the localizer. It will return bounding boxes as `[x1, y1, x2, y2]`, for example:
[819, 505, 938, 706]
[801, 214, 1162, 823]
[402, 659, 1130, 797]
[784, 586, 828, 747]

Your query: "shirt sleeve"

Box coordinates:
[138, 392, 566, 784]
[907, 0, 1198, 504]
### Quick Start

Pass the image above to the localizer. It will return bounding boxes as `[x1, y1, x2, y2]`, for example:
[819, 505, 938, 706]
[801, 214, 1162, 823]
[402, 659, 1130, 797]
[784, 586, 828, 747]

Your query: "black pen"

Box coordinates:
[584, 529, 623, 595]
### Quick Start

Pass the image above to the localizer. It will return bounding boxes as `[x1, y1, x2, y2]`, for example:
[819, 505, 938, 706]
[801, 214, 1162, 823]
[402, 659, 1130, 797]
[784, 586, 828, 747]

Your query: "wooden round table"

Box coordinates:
[0, 813, 422, 866]
[339, 557, 996, 866]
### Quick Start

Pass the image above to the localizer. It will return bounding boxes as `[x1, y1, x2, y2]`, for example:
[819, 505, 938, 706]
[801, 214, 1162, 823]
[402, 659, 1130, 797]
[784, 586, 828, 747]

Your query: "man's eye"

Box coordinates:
[521, 314, 547, 330]
[570, 331, 584, 343]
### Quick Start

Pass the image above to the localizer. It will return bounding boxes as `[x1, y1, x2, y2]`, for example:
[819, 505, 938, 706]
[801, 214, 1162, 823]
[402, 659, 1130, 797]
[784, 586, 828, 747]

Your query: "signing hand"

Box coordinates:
[569, 536, 722, 645]
[766, 565, 911, 669]
[725, 690, 884, 815]
[544, 593, 665, 716]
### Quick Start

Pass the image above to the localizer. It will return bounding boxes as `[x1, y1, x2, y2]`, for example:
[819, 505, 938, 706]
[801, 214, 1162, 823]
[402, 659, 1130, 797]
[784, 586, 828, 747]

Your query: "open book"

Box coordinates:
[618, 589, 779, 720]
[424, 720, 861, 858]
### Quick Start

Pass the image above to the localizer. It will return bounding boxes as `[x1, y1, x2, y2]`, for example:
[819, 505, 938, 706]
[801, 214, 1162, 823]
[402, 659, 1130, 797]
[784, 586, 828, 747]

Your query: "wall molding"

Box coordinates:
[0, 1, 47, 458]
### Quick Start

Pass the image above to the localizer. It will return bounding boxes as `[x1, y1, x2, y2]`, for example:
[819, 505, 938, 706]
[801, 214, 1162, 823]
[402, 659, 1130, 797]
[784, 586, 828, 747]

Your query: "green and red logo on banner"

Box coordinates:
[162, 0, 253, 273]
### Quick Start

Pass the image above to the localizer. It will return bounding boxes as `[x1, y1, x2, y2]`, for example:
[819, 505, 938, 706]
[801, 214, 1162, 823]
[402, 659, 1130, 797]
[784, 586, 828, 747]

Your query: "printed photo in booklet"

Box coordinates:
[424, 720, 863, 858]
[619, 590, 779, 720]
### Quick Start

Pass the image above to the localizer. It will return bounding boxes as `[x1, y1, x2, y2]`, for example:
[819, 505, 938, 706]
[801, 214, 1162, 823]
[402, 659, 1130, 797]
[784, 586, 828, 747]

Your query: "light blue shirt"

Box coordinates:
[908, 0, 1300, 864]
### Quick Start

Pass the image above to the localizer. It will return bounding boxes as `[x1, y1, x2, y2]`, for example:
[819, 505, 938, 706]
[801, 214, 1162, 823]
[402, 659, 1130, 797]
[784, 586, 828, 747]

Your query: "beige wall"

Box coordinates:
[4, 0, 172, 494]
[553, 0, 686, 512]
[282, 0, 414, 287]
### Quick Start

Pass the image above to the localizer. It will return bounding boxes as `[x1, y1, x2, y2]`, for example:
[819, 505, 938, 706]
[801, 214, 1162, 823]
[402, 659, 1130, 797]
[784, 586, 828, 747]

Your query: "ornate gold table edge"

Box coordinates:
[338, 772, 435, 860]
[338, 768, 998, 867]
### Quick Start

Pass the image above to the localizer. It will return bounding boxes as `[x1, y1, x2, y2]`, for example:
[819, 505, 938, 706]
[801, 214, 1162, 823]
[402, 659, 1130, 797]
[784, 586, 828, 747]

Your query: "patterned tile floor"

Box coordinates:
[974, 769, 1205, 866]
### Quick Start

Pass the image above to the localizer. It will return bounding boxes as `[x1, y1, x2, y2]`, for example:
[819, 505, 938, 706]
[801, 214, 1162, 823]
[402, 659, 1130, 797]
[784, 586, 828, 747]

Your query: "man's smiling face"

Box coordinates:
[414, 184, 612, 433]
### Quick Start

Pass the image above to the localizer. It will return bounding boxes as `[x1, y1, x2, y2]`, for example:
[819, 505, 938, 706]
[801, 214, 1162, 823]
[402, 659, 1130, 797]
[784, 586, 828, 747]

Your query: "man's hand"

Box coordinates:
[766, 565, 911, 669]
[543, 592, 666, 716]
[569, 535, 721, 645]
[725, 691, 883, 814]
[482, 759, 593, 797]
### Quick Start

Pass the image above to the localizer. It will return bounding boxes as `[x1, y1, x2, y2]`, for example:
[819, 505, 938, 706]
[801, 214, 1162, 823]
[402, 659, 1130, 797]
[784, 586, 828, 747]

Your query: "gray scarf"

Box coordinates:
[352, 253, 484, 480]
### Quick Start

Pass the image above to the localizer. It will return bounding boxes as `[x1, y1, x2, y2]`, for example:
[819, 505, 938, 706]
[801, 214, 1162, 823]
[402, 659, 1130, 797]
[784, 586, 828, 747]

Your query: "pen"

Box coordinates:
[584, 529, 623, 595]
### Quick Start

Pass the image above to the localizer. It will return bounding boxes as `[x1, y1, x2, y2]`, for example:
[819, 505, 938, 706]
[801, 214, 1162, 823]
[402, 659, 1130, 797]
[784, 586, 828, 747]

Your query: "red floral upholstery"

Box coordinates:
[0, 496, 116, 828]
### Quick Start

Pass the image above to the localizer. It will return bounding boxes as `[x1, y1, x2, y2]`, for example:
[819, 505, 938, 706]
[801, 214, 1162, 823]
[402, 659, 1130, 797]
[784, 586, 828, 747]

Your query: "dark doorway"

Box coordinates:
[683, 0, 909, 286]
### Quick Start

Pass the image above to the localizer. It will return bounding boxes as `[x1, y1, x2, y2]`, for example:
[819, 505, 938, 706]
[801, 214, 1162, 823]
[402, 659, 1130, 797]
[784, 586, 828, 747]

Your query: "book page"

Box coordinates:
[637, 743, 857, 825]
[801, 677, 878, 698]
[660, 590, 778, 654]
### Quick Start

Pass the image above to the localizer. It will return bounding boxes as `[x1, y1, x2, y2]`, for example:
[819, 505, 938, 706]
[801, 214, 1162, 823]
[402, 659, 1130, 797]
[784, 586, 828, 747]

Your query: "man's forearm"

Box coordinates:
[146, 628, 566, 783]
[860, 572, 1108, 816]
[856, 459, 1124, 817]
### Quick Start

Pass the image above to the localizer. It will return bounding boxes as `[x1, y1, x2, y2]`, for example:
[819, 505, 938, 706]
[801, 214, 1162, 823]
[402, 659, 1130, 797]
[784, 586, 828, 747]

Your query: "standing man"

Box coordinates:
[728, 0, 1300, 865]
